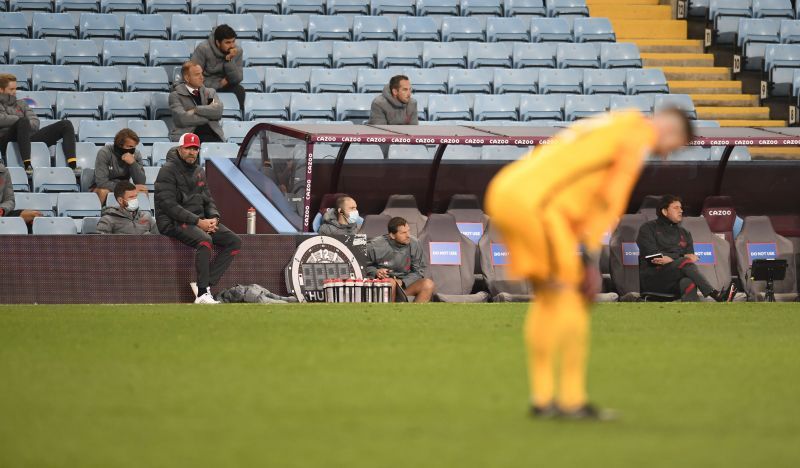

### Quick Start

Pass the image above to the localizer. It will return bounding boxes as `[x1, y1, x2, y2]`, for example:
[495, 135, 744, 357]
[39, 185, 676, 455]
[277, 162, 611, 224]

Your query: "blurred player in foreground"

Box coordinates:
[485, 108, 693, 420]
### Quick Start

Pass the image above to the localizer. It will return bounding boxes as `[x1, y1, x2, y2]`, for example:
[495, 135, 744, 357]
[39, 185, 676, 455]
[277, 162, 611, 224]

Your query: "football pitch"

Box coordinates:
[1, 303, 799, 468]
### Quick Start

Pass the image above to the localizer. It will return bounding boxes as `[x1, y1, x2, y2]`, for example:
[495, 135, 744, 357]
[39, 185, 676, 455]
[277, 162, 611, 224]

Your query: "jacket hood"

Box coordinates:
[101, 205, 134, 218]
[0, 93, 18, 106]
[205, 31, 226, 59]
[322, 208, 357, 229]
[166, 146, 200, 169]
[381, 85, 406, 110]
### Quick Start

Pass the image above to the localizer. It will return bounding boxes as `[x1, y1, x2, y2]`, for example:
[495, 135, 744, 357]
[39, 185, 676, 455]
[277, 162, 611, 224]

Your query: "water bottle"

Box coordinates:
[323, 279, 334, 303]
[246, 207, 256, 234]
[363, 279, 373, 303]
[353, 279, 363, 303]
[333, 279, 344, 303]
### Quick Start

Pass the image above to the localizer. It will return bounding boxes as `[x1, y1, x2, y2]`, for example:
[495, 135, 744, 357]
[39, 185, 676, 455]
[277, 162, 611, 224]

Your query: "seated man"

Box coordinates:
[169, 61, 224, 143]
[96, 181, 158, 234]
[0, 73, 77, 169]
[0, 161, 41, 225]
[367, 75, 418, 125]
[318, 195, 361, 237]
[637, 194, 734, 302]
[92, 128, 147, 205]
[154, 133, 241, 304]
[365, 216, 435, 303]
[191, 24, 245, 110]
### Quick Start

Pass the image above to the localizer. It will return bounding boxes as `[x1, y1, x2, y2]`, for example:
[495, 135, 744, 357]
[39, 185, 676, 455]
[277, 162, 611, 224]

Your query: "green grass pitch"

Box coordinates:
[1, 303, 799, 468]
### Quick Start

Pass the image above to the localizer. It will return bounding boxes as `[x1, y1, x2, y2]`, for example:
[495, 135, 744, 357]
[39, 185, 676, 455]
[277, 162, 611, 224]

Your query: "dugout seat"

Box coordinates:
[735, 216, 797, 301]
[478, 222, 531, 302]
[446, 194, 489, 245]
[681, 216, 733, 296]
[609, 213, 648, 296]
[379, 194, 428, 237]
[359, 214, 391, 239]
[702, 195, 740, 275]
[418, 213, 489, 303]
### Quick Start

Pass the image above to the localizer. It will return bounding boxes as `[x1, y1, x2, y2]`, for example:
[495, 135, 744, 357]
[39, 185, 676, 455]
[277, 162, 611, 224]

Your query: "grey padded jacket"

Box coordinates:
[96, 206, 159, 234]
[365, 234, 427, 288]
[190, 31, 244, 89]
[367, 85, 419, 125]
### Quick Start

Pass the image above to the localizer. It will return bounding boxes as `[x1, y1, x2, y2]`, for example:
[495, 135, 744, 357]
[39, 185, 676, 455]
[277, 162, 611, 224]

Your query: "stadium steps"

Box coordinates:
[748, 147, 800, 159]
[636, 39, 706, 54]
[658, 66, 732, 81]
[670, 80, 742, 94]
[696, 106, 770, 120]
[689, 94, 759, 106]
[588, 5, 672, 19]
[611, 19, 687, 40]
[641, 53, 714, 67]
[715, 119, 786, 127]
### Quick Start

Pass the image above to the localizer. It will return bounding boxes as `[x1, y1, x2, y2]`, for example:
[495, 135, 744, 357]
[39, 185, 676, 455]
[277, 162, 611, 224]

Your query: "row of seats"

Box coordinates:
[736, 18, 800, 71]
[707, 0, 799, 44]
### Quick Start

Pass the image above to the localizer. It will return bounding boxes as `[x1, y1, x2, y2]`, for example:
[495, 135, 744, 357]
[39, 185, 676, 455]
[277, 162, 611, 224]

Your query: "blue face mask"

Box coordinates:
[347, 210, 359, 224]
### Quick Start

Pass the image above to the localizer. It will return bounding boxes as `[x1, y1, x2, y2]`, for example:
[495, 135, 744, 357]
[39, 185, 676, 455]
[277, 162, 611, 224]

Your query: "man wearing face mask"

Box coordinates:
[170, 61, 224, 143]
[318, 195, 361, 237]
[92, 128, 147, 205]
[190, 24, 245, 110]
[155, 133, 242, 305]
[96, 181, 158, 234]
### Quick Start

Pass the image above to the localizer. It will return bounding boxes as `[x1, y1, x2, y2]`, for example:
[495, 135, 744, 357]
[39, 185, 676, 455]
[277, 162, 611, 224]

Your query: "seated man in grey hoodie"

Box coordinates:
[365, 217, 435, 303]
[367, 75, 418, 125]
[169, 61, 224, 143]
[96, 181, 158, 234]
[318, 195, 361, 237]
[91, 128, 147, 205]
[190, 25, 245, 110]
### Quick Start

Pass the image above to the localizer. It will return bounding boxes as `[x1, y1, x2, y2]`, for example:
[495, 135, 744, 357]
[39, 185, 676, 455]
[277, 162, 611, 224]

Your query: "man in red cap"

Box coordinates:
[154, 133, 242, 304]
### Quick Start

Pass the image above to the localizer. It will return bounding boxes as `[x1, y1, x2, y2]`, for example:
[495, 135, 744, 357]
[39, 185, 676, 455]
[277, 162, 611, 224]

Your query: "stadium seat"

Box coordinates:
[81, 216, 100, 233]
[31, 65, 76, 91]
[289, 93, 337, 120]
[441, 17, 484, 42]
[352, 15, 395, 41]
[7, 166, 31, 191]
[417, 0, 458, 16]
[556, 43, 600, 68]
[235, 0, 279, 13]
[485, 17, 528, 42]
[100, 0, 143, 12]
[478, 222, 531, 301]
[149, 40, 192, 67]
[609, 94, 654, 113]
[149, 91, 170, 119]
[573, 17, 616, 43]
[765, 43, 800, 95]
[609, 213, 647, 296]
[423, 42, 467, 68]
[547, 0, 589, 17]
[308, 15, 351, 42]
[427, 94, 472, 120]
[387, 145, 431, 159]
[379, 194, 427, 236]
[150, 141, 173, 165]
[371, 0, 415, 15]
[124, 13, 168, 40]
[102, 91, 148, 119]
[244, 93, 288, 120]
[126, 65, 169, 91]
[356, 69, 394, 93]
[401, 69, 448, 94]
[55, 38, 99, 65]
[512, 42, 557, 68]
[397, 17, 439, 42]
[79, 119, 126, 142]
[240, 68, 263, 92]
[359, 213, 392, 238]
[0, 65, 30, 90]
[216, 14, 259, 41]
[377, 41, 422, 68]
[493, 68, 538, 94]
[737, 18, 780, 71]
[14, 192, 55, 216]
[0, 217, 28, 235]
[191, 0, 234, 13]
[530, 17, 572, 42]
[328, 0, 370, 14]
[33, 167, 79, 192]
[539, 68, 582, 94]
[56, 90, 101, 118]
[600, 42, 642, 68]
[667, 147, 712, 161]
[282, 0, 326, 14]
[16, 90, 55, 118]
[128, 120, 170, 144]
[335, 93, 375, 123]
[102, 39, 146, 65]
[286, 42, 332, 68]
[467, 42, 512, 68]
[142, 165, 159, 190]
[5, 142, 48, 169]
[472, 94, 518, 121]
[242, 41, 285, 67]
[218, 92, 241, 120]
[332, 42, 377, 68]
[57, 192, 102, 217]
[735, 216, 797, 300]
[653, 94, 697, 119]
[60, 141, 98, 169]
[447, 68, 493, 94]
[520, 94, 564, 120]
[583, 69, 627, 94]
[461, 0, 502, 16]
[32, 12, 77, 39]
[264, 67, 310, 92]
[262, 15, 305, 41]
[11, 0, 54, 11]
[170, 14, 213, 40]
[79, 12, 121, 39]
[32, 216, 78, 234]
[626, 68, 669, 94]
[709, 0, 752, 44]
[10, 39, 53, 64]
[564, 94, 609, 120]
[780, 19, 800, 43]
[0, 12, 30, 37]
[753, 0, 793, 18]
[200, 142, 239, 160]
[445, 194, 487, 243]
[504, 0, 546, 16]
[145, 0, 187, 13]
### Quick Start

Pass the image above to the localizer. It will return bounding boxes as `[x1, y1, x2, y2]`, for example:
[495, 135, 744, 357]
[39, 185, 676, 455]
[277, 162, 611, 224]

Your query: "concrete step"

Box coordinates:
[657, 66, 730, 80]
[670, 80, 742, 94]
[750, 147, 800, 160]
[587, 0, 660, 5]
[634, 39, 704, 54]
[696, 106, 771, 120]
[611, 19, 687, 40]
[716, 119, 786, 127]
[689, 94, 759, 106]
[588, 4, 672, 19]
[642, 52, 715, 67]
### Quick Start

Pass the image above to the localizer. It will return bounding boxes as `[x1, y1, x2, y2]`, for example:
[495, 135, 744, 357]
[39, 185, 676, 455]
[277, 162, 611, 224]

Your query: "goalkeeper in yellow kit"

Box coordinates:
[485, 108, 693, 420]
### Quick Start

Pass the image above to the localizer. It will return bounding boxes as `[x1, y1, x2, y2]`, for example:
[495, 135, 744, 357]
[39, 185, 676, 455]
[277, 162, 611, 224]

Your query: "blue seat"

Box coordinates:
[0, 65, 31, 90]
[10, 0, 54, 11]
[128, 120, 169, 144]
[6, 142, 49, 168]
[486, 17, 529, 42]
[600, 42, 642, 68]
[423, 42, 466, 68]
[512, 43, 557, 68]
[57, 192, 102, 217]
[124, 13, 168, 40]
[764, 43, 800, 94]
[145, 0, 188, 13]
[221, 121, 258, 144]
[282, 0, 326, 14]
[142, 165, 160, 190]
[170, 14, 213, 40]
[357, 69, 394, 93]
[467, 42, 512, 68]
[520, 94, 564, 121]
[556, 43, 599, 68]
[217, 92, 241, 119]
[286, 42, 332, 68]
[264, 67, 310, 92]
[609, 94, 654, 113]
[626, 69, 669, 94]
[460, 0, 502, 16]
[56, 0, 100, 12]
[332, 42, 377, 68]
[308, 15, 351, 42]
[504, 0, 546, 17]
[235, 0, 279, 13]
[191, 0, 234, 13]
[55, 38, 99, 65]
[780, 19, 800, 43]
[56, 91, 101, 118]
[688, 0, 710, 17]
[149, 91, 170, 119]
[81, 216, 101, 234]
[102, 39, 146, 65]
[397, 17, 439, 41]
[371, 0, 415, 15]
[32, 217, 79, 234]
[102, 91, 148, 119]
[200, 142, 240, 160]
[33, 167, 79, 192]
[0, 13, 30, 37]
[573, 17, 615, 42]
[10, 39, 53, 64]
[583, 68, 626, 94]
[7, 166, 31, 191]
[565, 94, 609, 120]
[32, 13, 77, 38]
[242, 41, 285, 67]
[328, 0, 370, 14]
[79, 13, 121, 39]
[262, 14, 305, 41]
[539, 68, 582, 94]
[709, 0, 752, 44]
[16, 91, 55, 118]
[126, 65, 169, 91]
[148, 40, 191, 66]
[653, 94, 697, 119]
[406, 68, 448, 93]
[387, 145, 431, 160]
[493, 68, 538, 94]
[32, 64, 77, 90]
[79, 119, 126, 142]
[101, 0, 144, 12]
[427, 94, 471, 121]
[441, 17, 484, 42]
[0, 217, 28, 234]
[473, 94, 518, 121]
[289, 93, 337, 120]
[13, 193, 55, 215]
[547, 0, 589, 17]
[65, 141, 99, 169]
[753, 0, 793, 18]
[738, 18, 780, 70]
[377, 41, 421, 68]
[335, 93, 374, 123]
[150, 141, 172, 165]
[417, 0, 458, 16]
[530, 17, 572, 42]
[310, 68, 356, 93]
[216, 14, 260, 41]
[447, 68, 493, 94]
[353, 15, 395, 41]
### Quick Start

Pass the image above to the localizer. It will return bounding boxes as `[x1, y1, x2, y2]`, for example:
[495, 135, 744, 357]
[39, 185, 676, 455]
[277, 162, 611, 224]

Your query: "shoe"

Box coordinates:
[559, 404, 618, 421]
[711, 282, 736, 302]
[529, 403, 559, 419]
[194, 292, 219, 304]
[190, 282, 198, 298]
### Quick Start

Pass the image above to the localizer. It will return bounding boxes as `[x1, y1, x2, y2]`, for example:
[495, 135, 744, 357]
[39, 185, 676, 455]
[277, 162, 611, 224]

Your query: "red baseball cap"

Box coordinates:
[178, 133, 200, 148]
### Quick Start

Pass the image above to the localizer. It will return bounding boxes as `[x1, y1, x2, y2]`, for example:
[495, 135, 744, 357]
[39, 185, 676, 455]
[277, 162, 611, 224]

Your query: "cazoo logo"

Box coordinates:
[706, 210, 733, 216]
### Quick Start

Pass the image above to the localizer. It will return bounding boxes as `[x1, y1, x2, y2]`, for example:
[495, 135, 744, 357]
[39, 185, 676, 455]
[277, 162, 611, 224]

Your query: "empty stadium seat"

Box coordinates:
[265, 67, 310, 92]
[359, 213, 392, 238]
[547, 0, 589, 17]
[356, 68, 394, 93]
[709, 0, 751, 44]
[609, 94, 654, 113]
[332, 42, 377, 68]
[335, 93, 374, 123]
[539, 68, 582, 94]
[427, 94, 471, 120]
[387, 145, 431, 159]
[242, 41, 285, 67]
[377, 41, 422, 68]
[57, 192, 102, 217]
[779, 19, 800, 43]
[447, 68, 492, 93]
[479, 222, 531, 302]
[461, 0, 502, 16]
[56, 90, 101, 118]
[372, 0, 415, 15]
[584, 69, 627, 94]
[442, 145, 482, 160]
[128, 120, 169, 144]
[565, 94, 609, 120]
[353, 15, 395, 41]
[0, 65, 30, 90]
[600, 42, 643, 68]
[33, 167, 79, 192]
[79, 119, 126, 143]
[191, 0, 233, 13]
[397, 17, 439, 41]
[573, 17, 615, 42]
[149, 91, 170, 119]
[328, 0, 370, 14]
[79, 13, 121, 39]
[216, 13, 260, 40]
[124, 13, 168, 40]
[735, 216, 797, 300]
[473, 94, 518, 120]
[262, 15, 305, 41]
[55, 38, 99, 65]
[308, 15, 351, 42]
[441, 17, 484, 42]
[236, 0, 279, 13]
[418, 0, 458, 16]
[505, 0, 546, 16]
[486, 17, 529, 42]
[467, 42, 512, 68]
[609, 213, 648, 296]
[0, 12, 30, 37]
[200, 142, 239, 159]
[0, 217, 28, 235]
[380, 194, 427, 237]
[738, 18, 781, 70]
[16, 90, 55, 118]
[149, 39, 192, 66]
[10, 39, 53, 64]
[753, 0, 793, 18]
[520, 94, 564, 120]
[31, 65, 76, 90]
[12, 0, 55, 11]
[283, 0, 326, 14]
[240, 67, 263, 92]
[244, 93, 288, 120]
[286, 42, 332, 68]
[4, 142, 48, 168]
[626, 69, 669, 94]
[32, 216, 78, 234]
[102, 39, 147, 65]
[493, 68, 538, 94]
[765, 43, 800, 95]
[512, 42, 557, 68]
[81, 216, 101, 233]
[32, 12, 77, 38]
[126, 65, 169, 91]
[14, 192, 55, 215]
[530, 17, 572, 42]
[170, 14, 213, 40]
[423, 42, 466, 68]
[310, 68, 356, 93]
[7, 166, 30, 191]
[150, 141, 173, 165]
[144, 0, 184, 13]
[289, 93, 336, 120]
[218, 92, 241, 120]
[654, 94, 697, 119]
[102, 91, 148, 119]
[556, 43, 599, 68]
